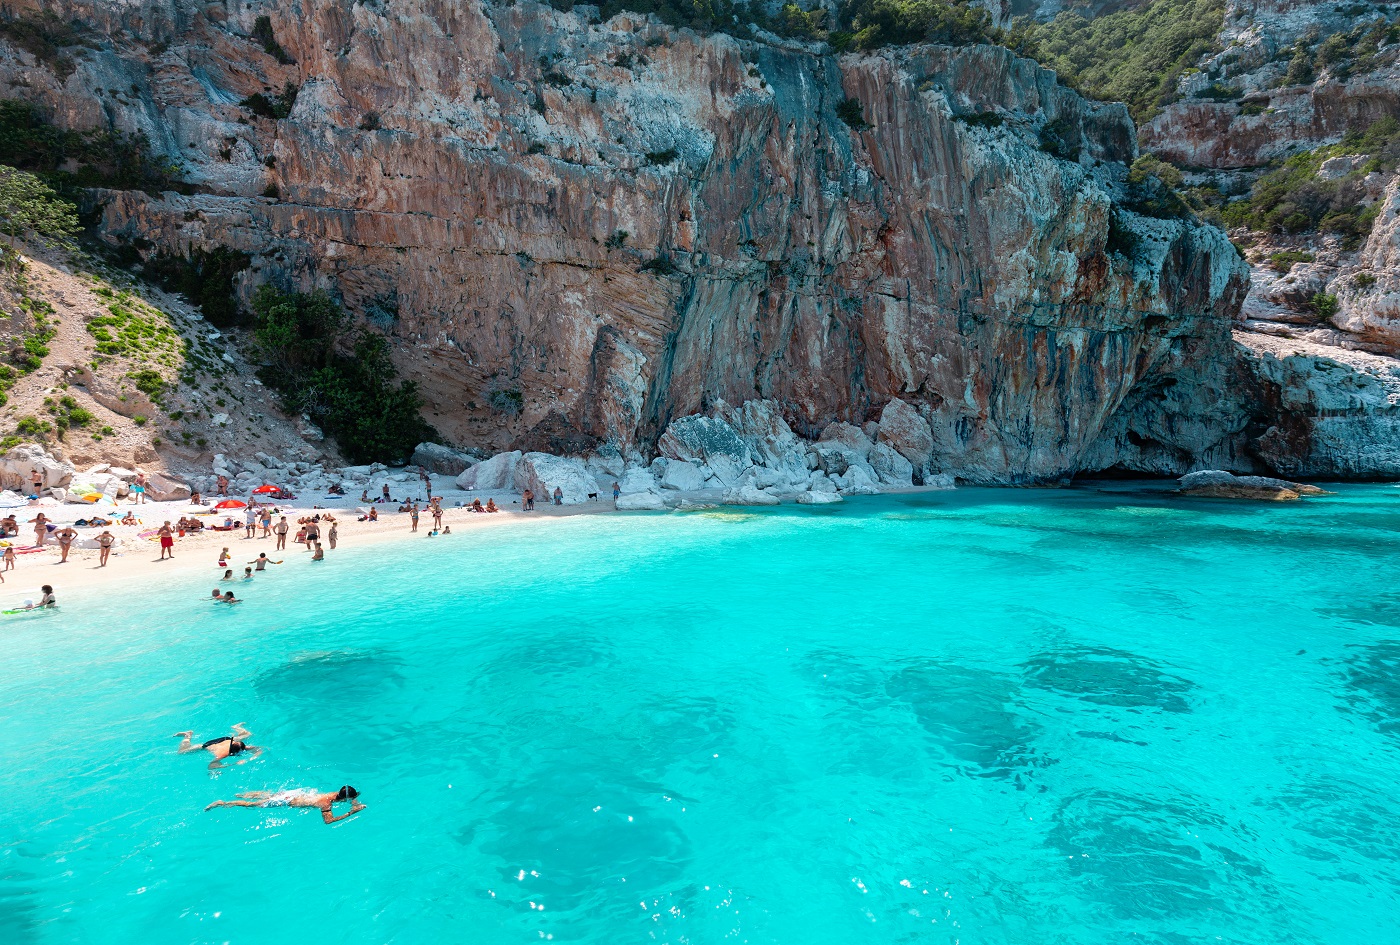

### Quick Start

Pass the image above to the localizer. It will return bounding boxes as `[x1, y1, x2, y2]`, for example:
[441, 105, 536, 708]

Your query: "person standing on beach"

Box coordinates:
[430, 501, 442, 531]
[522, 488, 534, 511]
[553, 486, 563, 506]
[245, 504, 257, 538]
[54, 525, 77, 563]
[97, 530, 115, 566]
[157, 521, 175, 559]
[409, 503, 420, 533]
[133, 471, 148, 504]
[612, 481, 621, 504]
[3, 544, 15, 570]
[274, 516, 290, 550]
[328, 521, 338, 550]
[29, 512, 49, 547]
[381, 483, 391, 503]
[217, 474, 230, 496]
[260, 507, 273, 538]
[305, 519, 320, 549]
[30, 468, 43, 495]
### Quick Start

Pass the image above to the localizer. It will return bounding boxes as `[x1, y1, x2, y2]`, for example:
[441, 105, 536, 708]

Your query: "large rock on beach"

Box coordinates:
[411, 442, 476, 476]
[615, 492, 670, 511]
[722, 485, 781, 506]
[1178, 470, 1329, 501]
[455, 451, 520, 491]
[877, 399, 936, 471]
[658, 415, 752, 467]
[795, 491, 843, 504]
[513, 453, 596, 504]
[0, 444, 74, 492]
[146, 472, 191, 502]
[660, 461, 707, 492]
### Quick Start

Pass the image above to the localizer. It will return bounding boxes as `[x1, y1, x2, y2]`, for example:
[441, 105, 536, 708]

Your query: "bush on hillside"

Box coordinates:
[840, 0, 999, 51]
[0, 99, 184, 194]
[251, 286, 432, 464]
[1221, 116, 1400, 244]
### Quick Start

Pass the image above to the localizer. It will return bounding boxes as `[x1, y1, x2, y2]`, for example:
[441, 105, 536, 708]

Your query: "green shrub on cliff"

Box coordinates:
[840, 0, 999, 51]
[1010, 0, 1226, 123]
[0, 99, 184, 194]
[251, 286, 431, 464]
[1221, 117, 1400, 244]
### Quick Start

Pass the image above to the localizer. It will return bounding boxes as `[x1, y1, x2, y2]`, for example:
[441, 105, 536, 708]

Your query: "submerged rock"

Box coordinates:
[795, 491, 843, 505]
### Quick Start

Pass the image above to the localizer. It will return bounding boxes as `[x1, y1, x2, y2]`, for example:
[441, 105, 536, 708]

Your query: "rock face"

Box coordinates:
[455, 451, 520, 491]
[0, 445, 74, 493]
[513, 452, 597, 504]
[0, 0, 1277, 482]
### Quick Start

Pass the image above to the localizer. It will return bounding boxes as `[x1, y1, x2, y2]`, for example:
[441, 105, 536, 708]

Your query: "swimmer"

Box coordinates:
[442, 525, 451, 534]
[221, 591, 240, 604]
[247, 553, 282, 571]
[221, 568, 234, 581]
[243, 566, 254, 580]
[175, 723, 261, 769]
[205, 785, 365, 824]
[209, 588, 222, 600]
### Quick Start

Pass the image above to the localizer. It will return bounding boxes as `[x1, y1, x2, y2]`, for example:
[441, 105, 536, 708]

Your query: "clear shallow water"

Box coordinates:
[4, 485, 1400, 945]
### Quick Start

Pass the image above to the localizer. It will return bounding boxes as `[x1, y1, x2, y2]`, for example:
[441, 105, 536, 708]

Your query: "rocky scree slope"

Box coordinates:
[0, 0, 1327, 482]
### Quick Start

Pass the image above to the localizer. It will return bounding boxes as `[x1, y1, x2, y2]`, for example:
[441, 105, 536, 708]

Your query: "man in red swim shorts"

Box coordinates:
[158, 521, 175, 560]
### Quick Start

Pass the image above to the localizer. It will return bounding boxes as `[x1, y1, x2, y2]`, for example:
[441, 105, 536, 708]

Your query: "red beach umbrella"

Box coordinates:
[252, 484, 280, 495]
[214, 499, 247, 510]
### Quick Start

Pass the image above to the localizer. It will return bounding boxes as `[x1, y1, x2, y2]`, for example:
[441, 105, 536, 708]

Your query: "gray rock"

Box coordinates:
[412, 442, 477, 476]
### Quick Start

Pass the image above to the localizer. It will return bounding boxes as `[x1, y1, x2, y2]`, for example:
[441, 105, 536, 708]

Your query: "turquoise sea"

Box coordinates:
[4, 484, 1400, 944]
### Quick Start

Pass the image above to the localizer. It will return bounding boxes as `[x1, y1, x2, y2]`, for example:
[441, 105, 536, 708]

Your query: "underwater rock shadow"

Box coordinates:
[1021, 645, 1196, 713]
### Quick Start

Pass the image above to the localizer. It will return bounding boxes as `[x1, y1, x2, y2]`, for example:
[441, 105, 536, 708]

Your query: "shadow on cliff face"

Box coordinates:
[1021, 645, 1195, 713]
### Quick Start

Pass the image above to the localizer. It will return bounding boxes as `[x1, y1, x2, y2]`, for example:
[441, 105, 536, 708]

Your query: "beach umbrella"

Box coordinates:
[214, 499, 247, 510]
[252, 484, 280, 494]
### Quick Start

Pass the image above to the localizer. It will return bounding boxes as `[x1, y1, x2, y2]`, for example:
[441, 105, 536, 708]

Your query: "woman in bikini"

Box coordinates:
[206, 785, 365, 824]
[175, 724, 261, 769]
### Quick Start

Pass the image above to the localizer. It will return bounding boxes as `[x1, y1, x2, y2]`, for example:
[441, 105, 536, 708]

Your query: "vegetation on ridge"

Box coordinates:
[1008, 0, 1226, 124]
[1220, 117, 1400, 245]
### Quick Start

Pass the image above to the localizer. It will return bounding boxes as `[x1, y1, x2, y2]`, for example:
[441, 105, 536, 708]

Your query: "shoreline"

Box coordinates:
[5, 476, 1364, 606]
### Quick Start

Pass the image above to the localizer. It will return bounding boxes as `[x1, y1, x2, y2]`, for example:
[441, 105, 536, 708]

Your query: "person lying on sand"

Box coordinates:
[206, 785, 365, 823]
[176, 724, 260, 768]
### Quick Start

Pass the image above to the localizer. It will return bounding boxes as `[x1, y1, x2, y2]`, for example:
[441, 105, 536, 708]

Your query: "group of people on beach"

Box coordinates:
[175, 724, 365, 824]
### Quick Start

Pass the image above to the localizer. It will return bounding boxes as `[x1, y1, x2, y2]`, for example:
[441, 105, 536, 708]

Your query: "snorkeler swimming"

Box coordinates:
[174, 724, 262, 768]
[205, 785, 365, 823]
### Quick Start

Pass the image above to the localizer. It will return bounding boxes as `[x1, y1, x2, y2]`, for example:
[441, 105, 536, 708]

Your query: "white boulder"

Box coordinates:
[795, 490, 843, 504]
[721, 485, 781, 506]
[615, 491, 671, 511]
[146, 473, 191, 502]
[618, 466, 659, 494]
[514, 453, 595, 504]
[0, 444, 73, 492]
[660, 460, 707, 492]
[658, 414, 752, 465]
[869, 443, 914, 486]
[877, 398, 936, 470]
[456, 451, 521, 491]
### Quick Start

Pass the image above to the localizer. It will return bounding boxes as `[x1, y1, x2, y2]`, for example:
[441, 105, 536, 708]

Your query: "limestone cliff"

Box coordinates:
[0, 0, 1313, 482]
